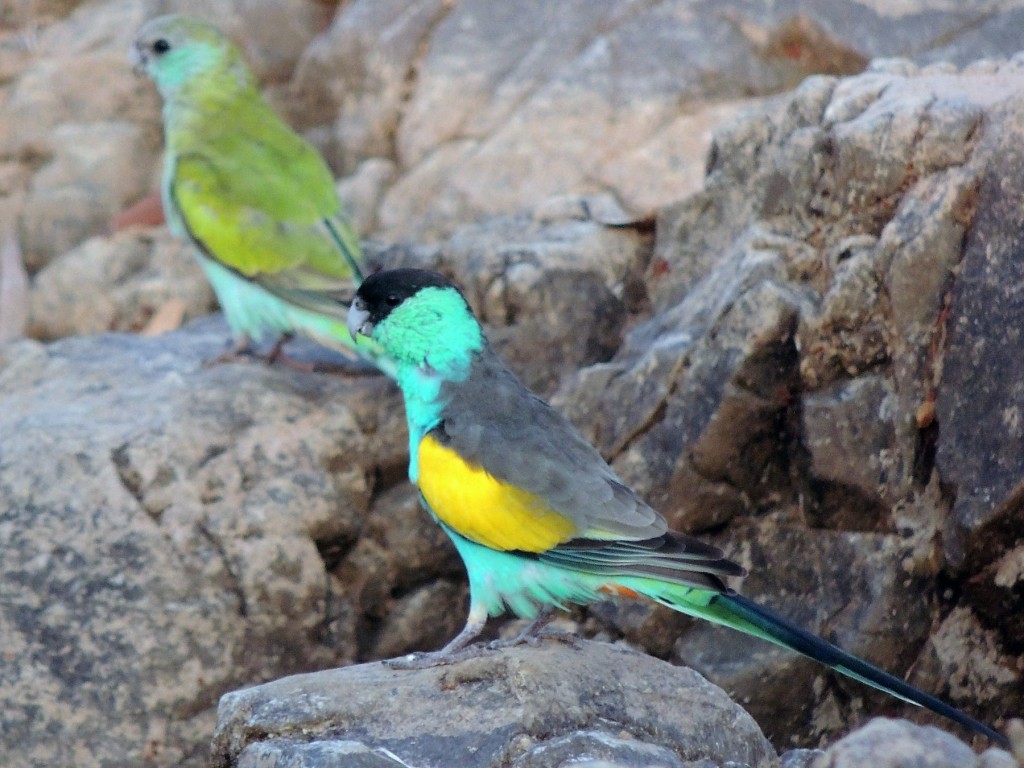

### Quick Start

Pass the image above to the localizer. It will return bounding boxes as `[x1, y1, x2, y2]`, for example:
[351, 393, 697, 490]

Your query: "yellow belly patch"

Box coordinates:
[417, 435, 577, 552]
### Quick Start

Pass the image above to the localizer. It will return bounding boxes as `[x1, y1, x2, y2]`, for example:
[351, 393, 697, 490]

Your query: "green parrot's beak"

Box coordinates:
[347, 298, 372, 341]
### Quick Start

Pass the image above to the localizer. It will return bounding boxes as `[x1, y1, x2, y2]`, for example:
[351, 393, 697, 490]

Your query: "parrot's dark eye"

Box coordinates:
[152, 38, 171, 54]
[385, 294, 401, 307]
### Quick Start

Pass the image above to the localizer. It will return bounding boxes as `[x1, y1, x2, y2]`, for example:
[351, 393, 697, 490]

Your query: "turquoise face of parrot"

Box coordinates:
[132, 15, 252, 100]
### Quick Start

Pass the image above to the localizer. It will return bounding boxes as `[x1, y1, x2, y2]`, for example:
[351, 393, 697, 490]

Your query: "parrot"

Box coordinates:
[347, 267, 1008, 747]
[131, 14, 392, 375]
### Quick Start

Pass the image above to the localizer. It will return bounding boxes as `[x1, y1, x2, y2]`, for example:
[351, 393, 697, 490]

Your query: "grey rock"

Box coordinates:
[556, 56, 1024, 743]
[512, 730, 688, 768]
[211, 642, 777, 768]
[296, 0, 1024, 241]
[290, 0, 451, 170]
[238, 739, 415, 768]
[812, 718, 1004, 768]
[909, 606, 1021, 734]
[932, 86, 1024, 569]
[0, 319, 407, 767]
[27, 228, 214, 339]
[802, 374, 896, 516]
[780, 749, 825, 768]
[671, 522, 933, 744]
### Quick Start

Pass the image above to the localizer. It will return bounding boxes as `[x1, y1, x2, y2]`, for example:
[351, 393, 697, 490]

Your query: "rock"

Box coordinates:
[780, 749, 825, 768]
[556, 57, 1024, 743]
[19, 121, 159, 271]
[0, 51, 159, 159]
[289, 1, 1024, 241]
[594, 520, 936, 744]
[910, 607, 1022, 733]
[210, 642, 777, 768]
[964, 544, 1024, 655]
[0, 320, 407, 767]
[0, 233, 28, 341]
[801, 374, 897, 520]
[932, 87, 1024, 567]
[559, 233, 804, 533]
[290, 0, 451, 169]
[27, 228, 214, 339]
[511, 731, 692, 768]
[812, 718, 1012, 768]
[336, 158, 400, 236]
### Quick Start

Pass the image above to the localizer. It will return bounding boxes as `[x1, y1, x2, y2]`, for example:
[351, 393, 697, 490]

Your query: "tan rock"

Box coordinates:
[19, 121, 160, 270]
[27, 228, 213, 339]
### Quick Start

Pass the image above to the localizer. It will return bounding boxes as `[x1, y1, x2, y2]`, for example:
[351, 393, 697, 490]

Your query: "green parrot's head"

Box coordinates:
[132, 14, 254, 98]
[348, 269, 484, 374]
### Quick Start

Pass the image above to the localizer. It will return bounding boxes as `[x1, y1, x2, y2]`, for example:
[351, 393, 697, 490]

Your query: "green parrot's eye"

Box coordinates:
[385, 294, 401, 307]
[152, 38, 171, 54]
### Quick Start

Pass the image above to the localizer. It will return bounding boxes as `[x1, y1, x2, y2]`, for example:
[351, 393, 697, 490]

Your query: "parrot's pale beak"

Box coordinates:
[347, 298, 372, 341]
[129, 43, 147, 76]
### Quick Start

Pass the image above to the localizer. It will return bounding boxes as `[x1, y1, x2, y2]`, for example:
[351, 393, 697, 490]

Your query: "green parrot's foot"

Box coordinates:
[203, 336, 257, 368]
[384, 644, 492, 670]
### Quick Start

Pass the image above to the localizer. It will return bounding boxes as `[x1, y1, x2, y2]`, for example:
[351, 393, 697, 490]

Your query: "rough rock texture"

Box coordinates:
[810, 718, 1016, 768]
[553, 57, 1024, 745]
[27, 228, 214, 338]
[210, 642, 776, 768]
[291, 0, 1024, 240]
[0, 322, 407, 767]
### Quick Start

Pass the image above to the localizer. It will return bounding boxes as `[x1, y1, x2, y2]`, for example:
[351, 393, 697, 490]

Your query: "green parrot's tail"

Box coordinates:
[653, 586, 1008, 746]
[324, 217, 364, 284]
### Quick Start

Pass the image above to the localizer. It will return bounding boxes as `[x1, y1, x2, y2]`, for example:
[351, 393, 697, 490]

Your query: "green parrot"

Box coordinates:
[347, 267, 1007, 746]
[132, 14, 391, 375]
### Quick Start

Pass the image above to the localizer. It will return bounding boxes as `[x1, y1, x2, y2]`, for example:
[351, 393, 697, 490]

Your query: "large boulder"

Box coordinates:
[555, 58, 1024, 742]
[0, 321, 406, 766]
[210, 641, 777, 768]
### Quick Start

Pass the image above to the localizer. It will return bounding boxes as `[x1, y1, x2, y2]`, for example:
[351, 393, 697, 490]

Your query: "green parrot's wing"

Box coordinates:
[438, 351, 668, 543]
[169, 139, 361, 289]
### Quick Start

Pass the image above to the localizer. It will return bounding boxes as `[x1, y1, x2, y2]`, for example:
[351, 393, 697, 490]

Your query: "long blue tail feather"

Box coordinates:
[705, 592, 1009, 747]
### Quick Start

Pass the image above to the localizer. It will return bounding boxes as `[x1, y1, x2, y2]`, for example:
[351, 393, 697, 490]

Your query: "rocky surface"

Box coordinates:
[211, 641, 776, 768]
[2, 2, 1024, 768]
[27, 228, 214, 339]
[809, 719, 1019, 768]
[553, 56, 1024, 744]
[0, 321, 405, 766]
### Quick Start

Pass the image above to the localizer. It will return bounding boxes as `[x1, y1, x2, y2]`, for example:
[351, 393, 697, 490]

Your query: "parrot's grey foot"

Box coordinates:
[386, 614, 489, 669]
[487, 628, 581, 651]
[384, 645, 491, 670]
[485, 611, 580, 651]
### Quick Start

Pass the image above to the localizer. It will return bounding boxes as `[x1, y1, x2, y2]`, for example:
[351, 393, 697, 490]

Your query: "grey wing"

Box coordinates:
[440, 350, 667, 541]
